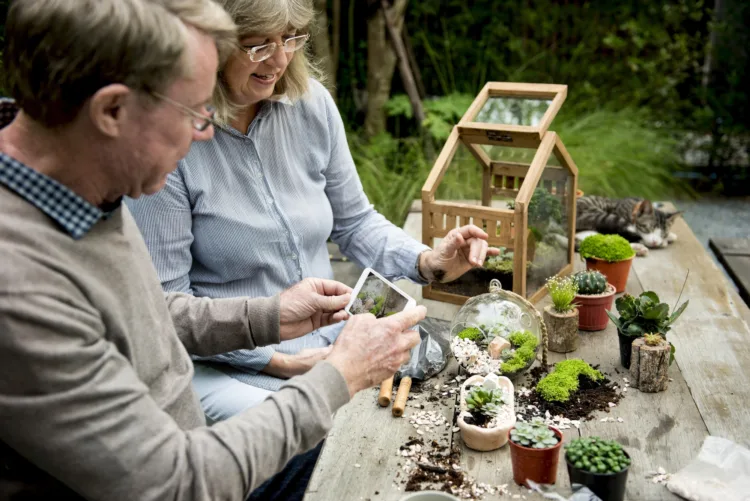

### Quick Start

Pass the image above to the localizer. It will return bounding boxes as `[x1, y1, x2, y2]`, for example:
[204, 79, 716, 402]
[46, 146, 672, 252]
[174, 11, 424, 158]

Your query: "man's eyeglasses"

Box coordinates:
[243, 33, 310, 63]
[150, 92, 219, 132]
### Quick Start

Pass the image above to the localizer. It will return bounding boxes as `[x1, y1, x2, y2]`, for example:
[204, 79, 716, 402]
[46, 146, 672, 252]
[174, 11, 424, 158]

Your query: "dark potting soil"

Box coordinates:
[404, 441, 467, 493]
[516, 366, 622, 422]
[431, 267, 513, 297]
[462, 412, 491, 428]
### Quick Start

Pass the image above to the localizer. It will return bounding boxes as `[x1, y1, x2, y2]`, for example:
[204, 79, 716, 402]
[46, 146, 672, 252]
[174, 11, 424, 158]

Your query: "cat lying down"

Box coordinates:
[574, 196, 683, 257]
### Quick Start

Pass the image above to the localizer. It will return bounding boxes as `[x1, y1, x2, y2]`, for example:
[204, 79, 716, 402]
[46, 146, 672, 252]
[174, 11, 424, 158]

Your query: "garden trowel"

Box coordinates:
[389, 317, 451, 417]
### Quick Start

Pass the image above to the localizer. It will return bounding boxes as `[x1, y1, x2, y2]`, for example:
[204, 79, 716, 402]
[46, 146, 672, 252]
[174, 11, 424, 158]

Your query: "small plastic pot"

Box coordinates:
[585, 256, 634, 293]
[565, 451, 630, 501]
[618, 331, 636, 368]
[508, 427, 563, 486]
[575, 284, 616, 331]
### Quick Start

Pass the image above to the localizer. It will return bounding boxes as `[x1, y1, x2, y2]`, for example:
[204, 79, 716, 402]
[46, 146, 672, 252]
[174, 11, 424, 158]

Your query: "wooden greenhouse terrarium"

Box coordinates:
[422, 82, 578, 305]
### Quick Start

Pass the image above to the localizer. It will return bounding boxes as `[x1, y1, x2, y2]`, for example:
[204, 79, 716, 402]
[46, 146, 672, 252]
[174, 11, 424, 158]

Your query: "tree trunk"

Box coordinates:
[544, 306, 579, 353]
[630, 338, 670, 393]
[364, 0, 408, 138]
[312, 0, 336, 98]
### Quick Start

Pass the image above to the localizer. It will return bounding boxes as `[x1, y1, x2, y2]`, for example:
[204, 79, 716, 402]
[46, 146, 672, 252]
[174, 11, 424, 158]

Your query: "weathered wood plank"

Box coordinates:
[710, 238, 750, 306]
[632, 213, 750, 443]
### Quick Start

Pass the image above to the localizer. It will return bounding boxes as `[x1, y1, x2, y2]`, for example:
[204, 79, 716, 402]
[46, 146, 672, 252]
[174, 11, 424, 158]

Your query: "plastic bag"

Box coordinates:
[396, 317, 451, 381]
[666, 436, 750, 501]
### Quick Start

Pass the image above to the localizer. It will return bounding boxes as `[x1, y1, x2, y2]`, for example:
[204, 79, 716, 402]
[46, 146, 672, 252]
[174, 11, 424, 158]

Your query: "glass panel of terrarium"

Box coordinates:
[480, 143, 561, 167]
[474, 97, 552, 126]
[524, 160, 572, 299]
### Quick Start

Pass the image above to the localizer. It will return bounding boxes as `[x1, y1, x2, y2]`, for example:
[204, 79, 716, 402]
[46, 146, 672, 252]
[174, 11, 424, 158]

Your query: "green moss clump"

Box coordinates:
[500, 330, 539, 374]
[579, 234, 635, 262]
[536, 359, 604, 402]
[457, 327, 484, 342]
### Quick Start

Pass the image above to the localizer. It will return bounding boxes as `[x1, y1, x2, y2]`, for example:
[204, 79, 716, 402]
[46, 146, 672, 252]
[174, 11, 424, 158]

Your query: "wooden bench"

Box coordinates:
[306, 203, 750, 500]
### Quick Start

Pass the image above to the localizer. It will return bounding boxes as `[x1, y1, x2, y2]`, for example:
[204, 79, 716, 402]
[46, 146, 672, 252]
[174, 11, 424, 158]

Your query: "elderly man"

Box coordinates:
[0, 1, 425, 500]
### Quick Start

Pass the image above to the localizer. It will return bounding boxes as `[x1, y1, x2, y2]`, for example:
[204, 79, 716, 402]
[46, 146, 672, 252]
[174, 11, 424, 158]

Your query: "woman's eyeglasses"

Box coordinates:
[243, 34, 310, 63]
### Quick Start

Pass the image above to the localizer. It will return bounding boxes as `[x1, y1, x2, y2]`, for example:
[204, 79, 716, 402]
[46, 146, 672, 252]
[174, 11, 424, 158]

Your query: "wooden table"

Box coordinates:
[305, 204, 750, 501]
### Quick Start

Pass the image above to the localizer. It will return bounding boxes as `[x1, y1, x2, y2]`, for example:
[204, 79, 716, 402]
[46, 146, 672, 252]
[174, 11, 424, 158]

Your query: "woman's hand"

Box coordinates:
[279, 278, 351, 341]
[263, 347, 333, 379]
[418, 225, 500, 283]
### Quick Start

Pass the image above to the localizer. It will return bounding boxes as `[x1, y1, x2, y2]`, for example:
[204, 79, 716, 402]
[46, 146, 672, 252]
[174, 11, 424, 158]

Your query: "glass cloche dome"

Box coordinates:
[450, 279, 547, 378]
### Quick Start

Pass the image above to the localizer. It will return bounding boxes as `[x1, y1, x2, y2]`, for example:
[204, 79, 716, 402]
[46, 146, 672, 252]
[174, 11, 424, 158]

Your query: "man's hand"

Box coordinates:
[279, 278, 351, 341]
[327, 306, 426, 397]
[262, 347, 333, 379]
[419, 225, 500, 283]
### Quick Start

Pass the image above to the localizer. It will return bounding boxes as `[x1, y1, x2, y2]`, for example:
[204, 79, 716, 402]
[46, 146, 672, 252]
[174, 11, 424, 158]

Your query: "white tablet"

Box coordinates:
[345, 268, 417, 318]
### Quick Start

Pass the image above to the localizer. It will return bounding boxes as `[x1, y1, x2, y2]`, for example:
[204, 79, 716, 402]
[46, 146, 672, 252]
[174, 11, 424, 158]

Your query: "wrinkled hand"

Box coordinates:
[279, 278, 351, 341]
[327, 306, 426, 397]
[419, 225, 500, 283]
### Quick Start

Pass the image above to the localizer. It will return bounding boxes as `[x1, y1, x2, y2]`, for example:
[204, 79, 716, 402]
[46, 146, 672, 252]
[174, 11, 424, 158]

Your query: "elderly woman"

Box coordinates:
[127, 0, 496, 422]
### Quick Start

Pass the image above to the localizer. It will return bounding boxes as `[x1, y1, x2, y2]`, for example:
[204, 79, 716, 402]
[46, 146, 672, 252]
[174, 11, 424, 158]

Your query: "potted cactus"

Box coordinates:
[457, 374, 515, 451]
[565, 437, 631, 501]
[508, 417, 563, 486]
[579, 234, 636, 293]
[573, 271, 616, 331]
[544, 275, 579, 353]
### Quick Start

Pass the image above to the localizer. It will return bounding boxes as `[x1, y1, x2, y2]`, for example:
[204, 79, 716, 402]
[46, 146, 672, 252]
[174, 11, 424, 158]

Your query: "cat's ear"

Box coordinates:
[631, 199, 654, 221]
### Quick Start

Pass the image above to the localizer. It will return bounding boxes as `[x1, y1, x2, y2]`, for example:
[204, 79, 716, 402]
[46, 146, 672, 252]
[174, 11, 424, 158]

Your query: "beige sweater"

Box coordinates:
[0, 185, 350, 500]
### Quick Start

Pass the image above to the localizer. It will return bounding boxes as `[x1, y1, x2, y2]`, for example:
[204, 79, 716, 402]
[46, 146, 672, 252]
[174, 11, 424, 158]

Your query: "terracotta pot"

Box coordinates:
[574, 283, 616, 331]
[508, 427, 563, 486]
[457, 375, 515, 452]
[585, 256, 634, 293]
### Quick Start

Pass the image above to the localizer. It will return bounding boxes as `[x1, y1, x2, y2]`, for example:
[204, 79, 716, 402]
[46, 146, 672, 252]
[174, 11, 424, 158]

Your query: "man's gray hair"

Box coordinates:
[3, 0, 237, 127]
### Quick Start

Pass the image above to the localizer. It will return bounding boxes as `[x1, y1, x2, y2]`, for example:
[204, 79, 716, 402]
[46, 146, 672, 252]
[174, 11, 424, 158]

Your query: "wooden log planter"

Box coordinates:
[543, 305, 579, 353]
[629, 336, 670, 392]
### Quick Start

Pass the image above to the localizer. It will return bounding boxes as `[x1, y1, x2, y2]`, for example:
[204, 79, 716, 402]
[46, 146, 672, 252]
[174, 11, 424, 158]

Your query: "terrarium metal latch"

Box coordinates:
[486, 131, 513, 143]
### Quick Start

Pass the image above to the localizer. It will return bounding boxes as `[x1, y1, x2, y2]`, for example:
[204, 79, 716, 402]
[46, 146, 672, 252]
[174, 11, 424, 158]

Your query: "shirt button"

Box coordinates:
[291, 254, 298, 261]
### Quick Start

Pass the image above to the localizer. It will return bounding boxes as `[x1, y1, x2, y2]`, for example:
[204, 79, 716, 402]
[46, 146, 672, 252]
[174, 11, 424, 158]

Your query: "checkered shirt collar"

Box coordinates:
[0, 98, 114, 239]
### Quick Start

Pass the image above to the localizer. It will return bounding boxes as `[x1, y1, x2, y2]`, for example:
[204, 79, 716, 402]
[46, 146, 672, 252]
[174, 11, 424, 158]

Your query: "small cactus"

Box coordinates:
[573, 270, 608, 295]
[644, 333, 666, 346]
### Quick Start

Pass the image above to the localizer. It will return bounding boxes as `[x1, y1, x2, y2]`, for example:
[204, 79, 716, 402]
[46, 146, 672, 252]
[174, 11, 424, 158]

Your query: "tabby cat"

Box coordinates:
[576, 196, 682, 249]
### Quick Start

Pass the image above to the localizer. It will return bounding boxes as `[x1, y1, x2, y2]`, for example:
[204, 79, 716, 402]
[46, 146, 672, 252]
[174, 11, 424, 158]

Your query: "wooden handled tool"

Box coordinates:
[377, 376, 394, 407]
[392, 376, 412, 417]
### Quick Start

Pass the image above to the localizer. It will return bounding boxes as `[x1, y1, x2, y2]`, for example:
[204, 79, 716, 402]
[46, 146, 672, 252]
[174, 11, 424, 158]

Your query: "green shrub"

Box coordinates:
[579, 234, 636, 262]
[536, 359, 603, 402]
[566, 437, 631, 475]
[546, 275, 578, 313]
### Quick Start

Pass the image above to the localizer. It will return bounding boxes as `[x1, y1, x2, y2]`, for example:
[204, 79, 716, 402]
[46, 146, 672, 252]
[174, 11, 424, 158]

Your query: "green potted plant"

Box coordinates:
[457, 375, 515, 451]
[579, 234, 636, 293]
[565, 437, 631, 501]
[573, 270, 616, 331]
[508, 417, 563, 486]
[606, 291, 689, 368]
[544, 275, 579, 353]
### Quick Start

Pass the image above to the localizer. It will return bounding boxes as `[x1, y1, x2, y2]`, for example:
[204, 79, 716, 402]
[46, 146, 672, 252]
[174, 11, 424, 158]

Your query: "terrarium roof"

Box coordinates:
[458, 82, 567, 149]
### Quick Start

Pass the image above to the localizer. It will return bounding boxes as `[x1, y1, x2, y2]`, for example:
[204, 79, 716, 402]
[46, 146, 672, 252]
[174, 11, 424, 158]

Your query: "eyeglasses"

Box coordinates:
[150, 92, 219, 132]
[243, 33, 310, 63]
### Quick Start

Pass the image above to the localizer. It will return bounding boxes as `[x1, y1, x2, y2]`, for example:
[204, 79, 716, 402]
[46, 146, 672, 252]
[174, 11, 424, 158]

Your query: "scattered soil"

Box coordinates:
[516, 365, 622, 422]
[403, 441, 467, 493]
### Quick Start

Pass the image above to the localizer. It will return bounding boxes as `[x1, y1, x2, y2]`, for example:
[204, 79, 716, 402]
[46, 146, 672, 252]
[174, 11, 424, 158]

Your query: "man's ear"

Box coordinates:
[88, 84, 133, 138]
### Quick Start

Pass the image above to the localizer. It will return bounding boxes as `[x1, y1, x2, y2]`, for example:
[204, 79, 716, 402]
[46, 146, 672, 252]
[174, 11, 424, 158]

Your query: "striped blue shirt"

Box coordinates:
[126, 79, 429, 389]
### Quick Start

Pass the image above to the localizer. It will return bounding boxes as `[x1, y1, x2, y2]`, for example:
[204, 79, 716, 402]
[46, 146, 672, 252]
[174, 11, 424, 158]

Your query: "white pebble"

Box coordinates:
[608, 402, 616, 408]
[657, 467, 666, 475]
[355, 464, 361, 468]
[617, 417, 624, 423]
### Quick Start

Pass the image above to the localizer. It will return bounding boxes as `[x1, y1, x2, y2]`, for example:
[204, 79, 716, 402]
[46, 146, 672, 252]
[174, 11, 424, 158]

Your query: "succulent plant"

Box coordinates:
[643, 333, 666, 346]
[565, 437, 631, 474]
[510, 418, 559, 449]
[574, 270, 608, 295]
[465, 386, 506, 418]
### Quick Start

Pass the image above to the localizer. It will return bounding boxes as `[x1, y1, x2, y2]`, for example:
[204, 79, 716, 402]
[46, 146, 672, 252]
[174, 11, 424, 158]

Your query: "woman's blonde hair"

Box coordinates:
[211, 0, 321, 124]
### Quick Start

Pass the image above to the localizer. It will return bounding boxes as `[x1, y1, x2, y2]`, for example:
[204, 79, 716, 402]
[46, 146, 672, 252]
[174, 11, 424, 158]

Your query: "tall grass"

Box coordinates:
[351, 103, 691, 227]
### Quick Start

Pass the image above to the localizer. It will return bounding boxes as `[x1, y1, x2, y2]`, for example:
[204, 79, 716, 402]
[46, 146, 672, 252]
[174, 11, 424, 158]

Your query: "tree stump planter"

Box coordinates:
[575, 284, 616, 331]
[630, 337, 670, 392]
[544, 306, 579, 353]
